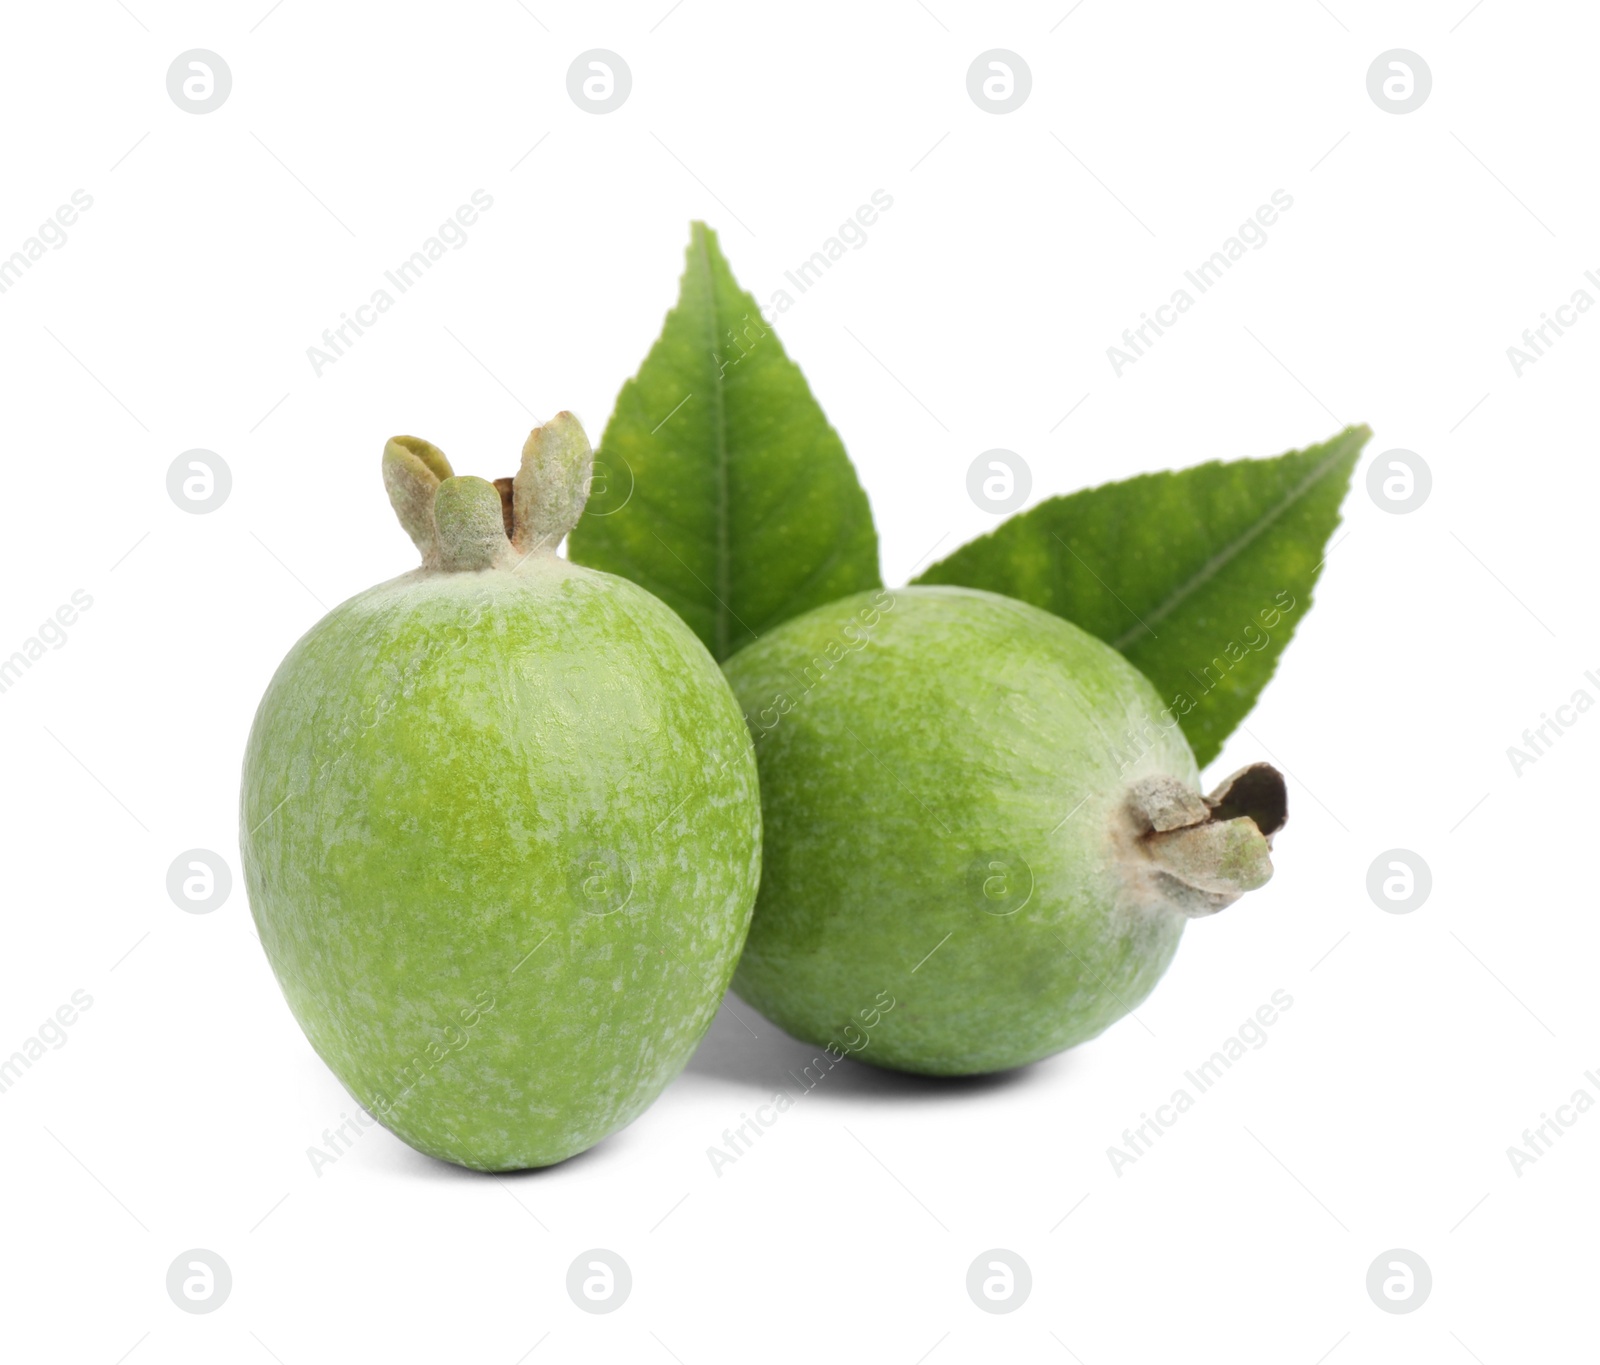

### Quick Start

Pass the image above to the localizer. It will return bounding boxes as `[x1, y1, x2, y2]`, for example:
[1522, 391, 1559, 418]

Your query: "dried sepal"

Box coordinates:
[512, 412, 594, 556]
[434, 476, 515, 571]
[1126, 764, 1287, 918]
[383, 436, 454, 566]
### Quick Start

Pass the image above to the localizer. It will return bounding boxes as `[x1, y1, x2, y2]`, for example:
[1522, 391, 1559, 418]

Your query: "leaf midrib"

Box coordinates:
[694, 228, 733, 661]
[1109, 428, 1364, 653]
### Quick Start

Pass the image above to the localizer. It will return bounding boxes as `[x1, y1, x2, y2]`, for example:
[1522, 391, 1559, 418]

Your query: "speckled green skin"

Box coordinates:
[724, 586, 1199, 1076]
[241, 554, 761, 1170]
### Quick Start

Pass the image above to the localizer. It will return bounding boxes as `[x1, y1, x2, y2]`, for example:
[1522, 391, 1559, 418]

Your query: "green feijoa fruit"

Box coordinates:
[723, 585, 1284, 1077]
[241, 414, 761, 1170]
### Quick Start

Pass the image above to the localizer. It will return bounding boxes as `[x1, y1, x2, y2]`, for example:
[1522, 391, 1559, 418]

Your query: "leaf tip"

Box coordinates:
[687, 219, 726, 261]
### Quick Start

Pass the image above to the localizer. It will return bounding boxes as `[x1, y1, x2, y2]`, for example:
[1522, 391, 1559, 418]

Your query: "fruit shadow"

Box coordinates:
[683, 991, 1064, 1099]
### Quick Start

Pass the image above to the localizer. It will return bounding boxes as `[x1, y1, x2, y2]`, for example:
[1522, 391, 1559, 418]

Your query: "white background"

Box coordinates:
[0, 1, 1593, 1360]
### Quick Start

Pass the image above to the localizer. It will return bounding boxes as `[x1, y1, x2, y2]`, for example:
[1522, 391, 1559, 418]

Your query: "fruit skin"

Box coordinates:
[723, 585, 1275, 1077]
[241, 418, 760, 1170]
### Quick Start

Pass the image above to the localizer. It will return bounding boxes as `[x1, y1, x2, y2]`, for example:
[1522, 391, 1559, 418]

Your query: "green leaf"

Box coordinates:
[914, 426, 1369, 767]
[568, 223, 881, 661]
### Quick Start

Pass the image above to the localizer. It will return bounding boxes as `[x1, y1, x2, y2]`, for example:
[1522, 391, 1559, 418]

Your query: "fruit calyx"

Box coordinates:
[1124, 763, 1287, 918]
[381, 412, 594, 571]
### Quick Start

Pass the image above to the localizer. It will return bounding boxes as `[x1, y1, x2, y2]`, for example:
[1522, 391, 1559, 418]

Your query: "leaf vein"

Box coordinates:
[1109, 428, 1364, 653]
